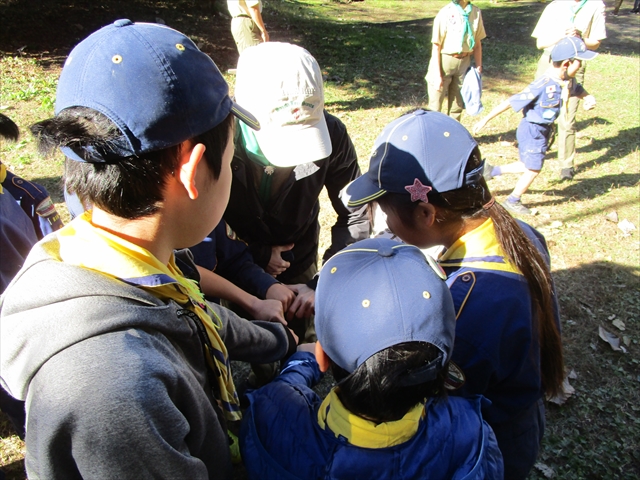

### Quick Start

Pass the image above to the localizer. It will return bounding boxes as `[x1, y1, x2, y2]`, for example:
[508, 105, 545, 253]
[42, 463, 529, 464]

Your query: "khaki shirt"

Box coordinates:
[227, 0, 262, 18]
[532, 0, 606, 53]
[432, 3, 486, 55]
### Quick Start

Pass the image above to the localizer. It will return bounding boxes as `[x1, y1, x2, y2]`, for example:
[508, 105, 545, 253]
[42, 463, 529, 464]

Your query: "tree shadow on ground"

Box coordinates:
[536, 260, 640, 479]
[0, 0, 236, 66]
[2, 1, 637, 113]
[576, 126, 640, 170]
[491, 173, 639, 207]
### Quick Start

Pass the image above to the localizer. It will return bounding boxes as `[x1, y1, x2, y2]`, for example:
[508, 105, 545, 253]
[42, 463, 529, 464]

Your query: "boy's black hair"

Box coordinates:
[0, 113, 20, 142]
[30, 107, 233, 219]
[331, 342, 447, 423]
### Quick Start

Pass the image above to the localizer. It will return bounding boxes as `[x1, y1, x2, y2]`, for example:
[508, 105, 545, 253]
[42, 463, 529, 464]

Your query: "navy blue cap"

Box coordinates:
[551, 36, 598, 62]
[343, 110, 481, 207]
[55, 19, 259, 163]
[316, 237, 456, 377]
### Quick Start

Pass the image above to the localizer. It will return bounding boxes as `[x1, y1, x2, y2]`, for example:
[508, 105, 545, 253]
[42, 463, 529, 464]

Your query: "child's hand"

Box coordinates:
[583, 95, 596, 111]
[249, 298, 287, 326]
[473, 118, 487, 135]
[297, 342, 316, 353]
[286, 283, 315, 322]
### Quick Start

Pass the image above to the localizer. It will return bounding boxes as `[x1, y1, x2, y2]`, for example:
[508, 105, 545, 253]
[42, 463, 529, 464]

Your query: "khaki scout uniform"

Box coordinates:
[228, 0, 264, 54]
[531, 1, 606, 171]
[426, 2, 486, 121]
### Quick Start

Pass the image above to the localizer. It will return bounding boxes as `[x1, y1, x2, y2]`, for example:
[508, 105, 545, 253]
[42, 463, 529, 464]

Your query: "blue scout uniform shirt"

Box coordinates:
[189, 220, 279, 301]
[1, 165, 63, 238]
[508, 72, 584, 125]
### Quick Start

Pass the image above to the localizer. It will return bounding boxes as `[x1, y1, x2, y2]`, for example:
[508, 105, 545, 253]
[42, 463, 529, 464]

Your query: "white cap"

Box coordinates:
[235, 42, 332, 167]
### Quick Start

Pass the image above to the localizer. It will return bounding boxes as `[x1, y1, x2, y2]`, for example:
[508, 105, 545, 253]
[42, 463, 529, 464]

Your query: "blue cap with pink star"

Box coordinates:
[343, 109, 483, 207]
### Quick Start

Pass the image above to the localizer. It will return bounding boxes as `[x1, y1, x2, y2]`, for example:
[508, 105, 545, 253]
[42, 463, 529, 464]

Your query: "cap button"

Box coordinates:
[377, 245, 395, 257]
[414, 109, 426, 116]
[113, 19, 133, 27]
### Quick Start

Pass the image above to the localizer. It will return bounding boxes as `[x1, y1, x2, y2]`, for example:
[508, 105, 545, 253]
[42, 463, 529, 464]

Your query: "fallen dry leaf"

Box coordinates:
[618, 219, 636, 235]
[534, 462, 556, 478]
[547, 376, 575, 405]
[598, 326, 626, 353]
[605, 211, 619, 223]
[612, 319, 626, 331]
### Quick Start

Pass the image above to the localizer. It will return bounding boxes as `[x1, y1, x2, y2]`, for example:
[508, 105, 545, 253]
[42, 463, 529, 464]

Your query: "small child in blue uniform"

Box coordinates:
[474, 36, 597, 215]
[240, 236, 504, 480]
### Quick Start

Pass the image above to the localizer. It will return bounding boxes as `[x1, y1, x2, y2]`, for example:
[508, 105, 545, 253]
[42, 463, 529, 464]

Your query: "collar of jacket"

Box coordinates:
[438, 218, 520, 274]
[317, 388, 426, 448]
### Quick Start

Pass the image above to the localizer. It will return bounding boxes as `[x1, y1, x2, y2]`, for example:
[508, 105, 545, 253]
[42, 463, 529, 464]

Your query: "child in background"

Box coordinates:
[343, 109, 564, 479]
[240, 236, 503, 479]
[473, 36, 597, 215]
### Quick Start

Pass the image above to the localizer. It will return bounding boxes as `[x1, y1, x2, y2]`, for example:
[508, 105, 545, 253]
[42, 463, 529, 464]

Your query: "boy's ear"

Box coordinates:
[315, 342, 331, 373]
[179, 141, 207, 200]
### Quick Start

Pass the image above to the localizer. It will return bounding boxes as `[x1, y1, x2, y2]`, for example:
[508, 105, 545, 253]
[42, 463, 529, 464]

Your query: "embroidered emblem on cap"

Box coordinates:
[405, 178, 432, 203]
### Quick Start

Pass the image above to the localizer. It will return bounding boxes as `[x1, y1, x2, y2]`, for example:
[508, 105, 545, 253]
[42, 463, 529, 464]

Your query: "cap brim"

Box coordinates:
[232, 102, 260, 131]
[253, 113, 332, 167]
[343, 174, 387, 208]
[575, 50, 598, 61]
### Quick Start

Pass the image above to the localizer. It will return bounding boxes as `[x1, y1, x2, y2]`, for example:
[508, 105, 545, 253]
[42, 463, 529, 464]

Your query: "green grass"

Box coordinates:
[1, 1, 639, 479]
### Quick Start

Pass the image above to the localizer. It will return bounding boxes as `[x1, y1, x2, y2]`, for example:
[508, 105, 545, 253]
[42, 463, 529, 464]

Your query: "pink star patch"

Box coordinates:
[404, 179, 432, 203]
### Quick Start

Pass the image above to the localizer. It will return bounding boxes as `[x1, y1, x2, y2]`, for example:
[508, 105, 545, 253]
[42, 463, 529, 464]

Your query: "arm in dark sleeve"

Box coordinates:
[211, 302, 295, 363]
[322, 113, 371, 263]
[213, 222, 278, 299]
[274, 351, 322, 388]
[245, 242, 273, 272]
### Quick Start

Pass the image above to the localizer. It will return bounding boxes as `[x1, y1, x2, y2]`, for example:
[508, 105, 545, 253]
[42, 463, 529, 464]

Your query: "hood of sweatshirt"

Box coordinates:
[0, 234, 190, 401]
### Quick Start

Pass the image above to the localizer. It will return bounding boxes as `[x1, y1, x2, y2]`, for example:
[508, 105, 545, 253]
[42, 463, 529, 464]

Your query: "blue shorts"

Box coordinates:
[517, 120, 552, 171]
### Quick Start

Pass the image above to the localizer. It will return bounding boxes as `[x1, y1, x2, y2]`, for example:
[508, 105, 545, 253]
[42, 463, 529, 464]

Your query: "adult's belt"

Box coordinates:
[444, 52, 472, 59]
[234, 14, 251, 18]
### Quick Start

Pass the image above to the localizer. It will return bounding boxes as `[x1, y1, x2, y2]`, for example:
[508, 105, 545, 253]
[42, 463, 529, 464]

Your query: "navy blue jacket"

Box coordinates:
[240, 352, 504, 480]
[189, 221, 278, 300]
[1, 167, 63, 238]
[439, 219, 558, 426]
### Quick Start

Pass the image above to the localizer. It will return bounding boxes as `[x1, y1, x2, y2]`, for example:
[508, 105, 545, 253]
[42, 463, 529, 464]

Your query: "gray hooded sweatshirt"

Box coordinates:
[0, 241, 292, 479]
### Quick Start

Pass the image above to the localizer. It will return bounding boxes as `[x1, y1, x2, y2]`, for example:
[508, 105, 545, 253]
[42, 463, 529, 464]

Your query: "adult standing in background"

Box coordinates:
[426, 0, 486, 121]
[531, 0, 606, 180]
[227, 0, 269, 54]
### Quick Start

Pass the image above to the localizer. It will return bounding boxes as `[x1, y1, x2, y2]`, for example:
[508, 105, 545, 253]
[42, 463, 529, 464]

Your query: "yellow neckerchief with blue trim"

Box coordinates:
[438, 218, 520, 275]
[317, 389, 426, 448]
[0, 162, 6, 193]
[50, 211, 241, 421]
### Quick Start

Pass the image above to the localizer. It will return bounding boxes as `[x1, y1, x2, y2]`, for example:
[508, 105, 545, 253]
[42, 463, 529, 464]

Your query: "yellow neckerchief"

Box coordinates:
[317, 389, 426, 448]
[50, 211, 241, 421]
[0, 162, 6, 193]
[438, 218, 521, 275]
